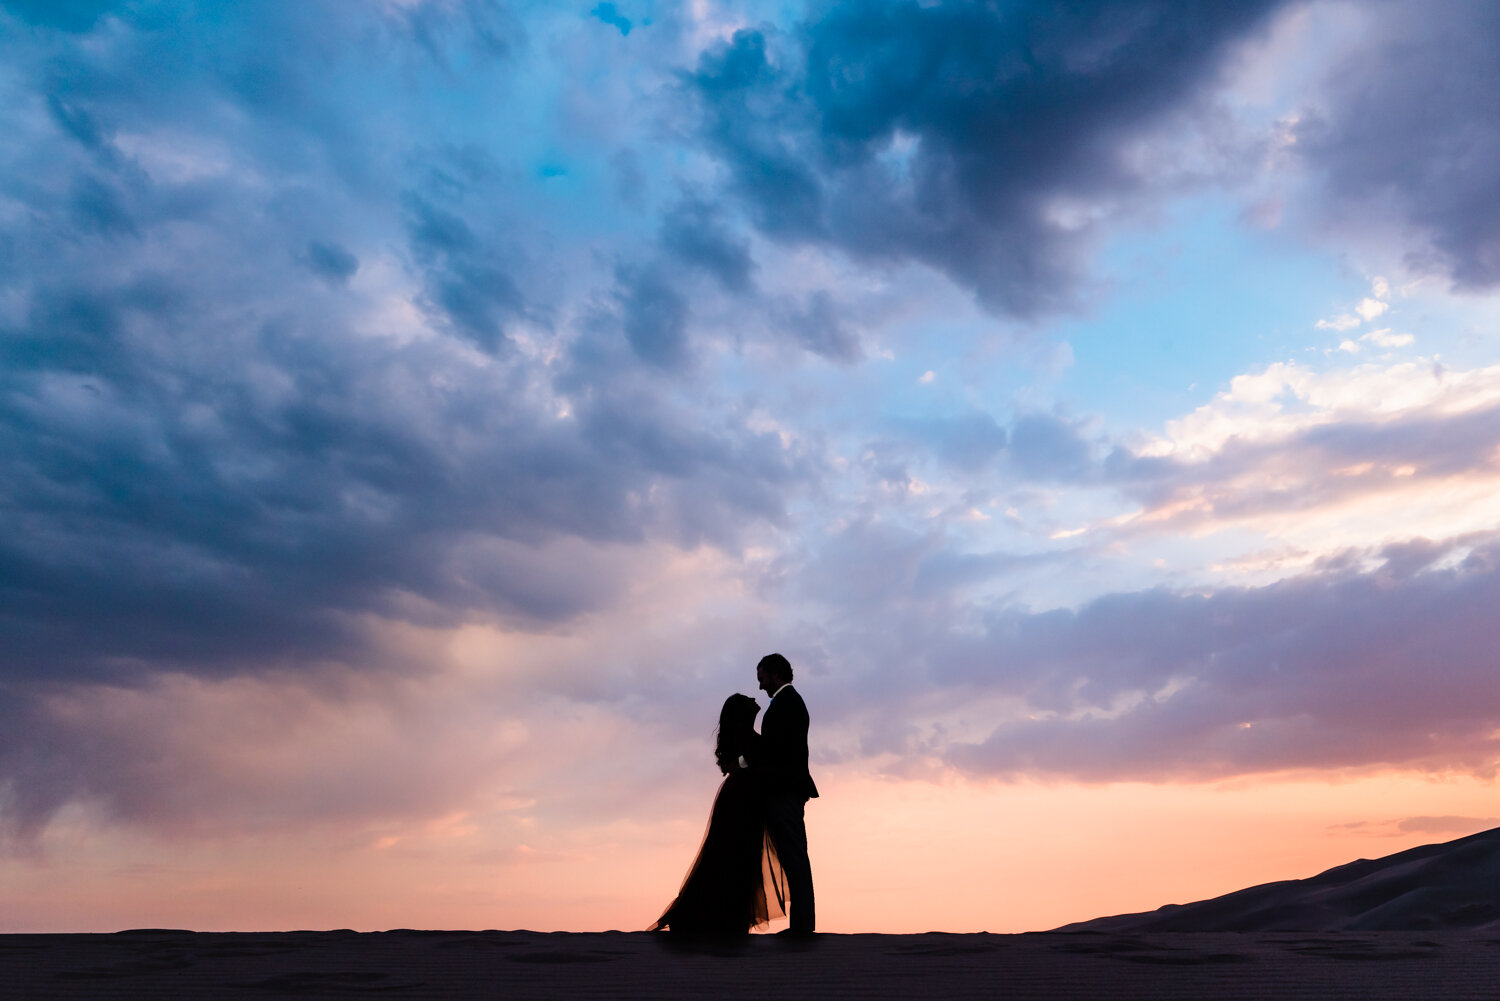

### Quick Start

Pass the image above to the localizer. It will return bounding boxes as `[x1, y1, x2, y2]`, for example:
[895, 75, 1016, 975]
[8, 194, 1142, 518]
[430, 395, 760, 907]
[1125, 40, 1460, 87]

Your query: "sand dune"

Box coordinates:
[1058, 826, 1500, 933]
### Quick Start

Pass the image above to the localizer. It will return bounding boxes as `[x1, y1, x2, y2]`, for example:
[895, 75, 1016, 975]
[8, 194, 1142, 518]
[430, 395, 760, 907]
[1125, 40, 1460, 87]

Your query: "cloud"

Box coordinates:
[615, 263, 691, 368]
[793, 517, 1040, 614]
[0, 643, 617, 845]
[1396, 815, 1500, 836]
[684, 0, 1288, 316]
[779, 289, 861, 363]
[0, 300, 808, 677]
[0, 539, 784, 847]
[1316, 277, 1392, 334]
[0, 3, 814, 702]
[0, 670, 504, 843]
[600, 193, 869, 366]
[2, 0, 117, 33]
[943, 532, 1500, 781]
[1316, 313, 1359, 332]
[1363, 329, 1413, 349]
[1095, 359, 1500, 550]
[882, 410, 1009, 474]
[866, 408, 1106, 488]
[1138, 357, 1500, 459]
[658, 198, 755, 294]
[300, 240, 360, 285]
[1292, 0, 1500, 289]
[778, 353, 1500, 783]
[1007, 412, 1094, 482]
[590, 3, 632, 37]
[403, 192, 530, 354]
[1334, 814, 1500, 839]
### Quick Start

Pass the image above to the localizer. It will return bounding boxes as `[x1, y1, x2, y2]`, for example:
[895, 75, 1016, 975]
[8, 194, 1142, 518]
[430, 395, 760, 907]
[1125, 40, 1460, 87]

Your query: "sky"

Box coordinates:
[3, 0, 1500, 935]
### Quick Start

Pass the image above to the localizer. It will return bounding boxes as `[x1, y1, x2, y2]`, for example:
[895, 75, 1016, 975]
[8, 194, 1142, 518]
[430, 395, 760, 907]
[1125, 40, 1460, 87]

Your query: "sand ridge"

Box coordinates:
[1060, 825, 1500, 933]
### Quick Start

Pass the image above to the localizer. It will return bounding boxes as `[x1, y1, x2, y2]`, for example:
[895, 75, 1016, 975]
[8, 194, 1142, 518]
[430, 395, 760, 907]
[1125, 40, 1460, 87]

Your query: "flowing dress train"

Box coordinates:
[651, 770, 787, 933]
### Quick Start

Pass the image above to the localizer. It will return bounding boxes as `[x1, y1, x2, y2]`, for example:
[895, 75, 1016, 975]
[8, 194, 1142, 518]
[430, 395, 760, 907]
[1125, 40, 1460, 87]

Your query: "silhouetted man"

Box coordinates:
[750, 652, 818, 934]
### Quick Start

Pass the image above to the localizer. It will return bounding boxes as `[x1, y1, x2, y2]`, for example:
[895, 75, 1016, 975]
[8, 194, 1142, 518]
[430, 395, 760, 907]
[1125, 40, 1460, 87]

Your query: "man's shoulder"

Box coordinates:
[765, 687, 800, 718]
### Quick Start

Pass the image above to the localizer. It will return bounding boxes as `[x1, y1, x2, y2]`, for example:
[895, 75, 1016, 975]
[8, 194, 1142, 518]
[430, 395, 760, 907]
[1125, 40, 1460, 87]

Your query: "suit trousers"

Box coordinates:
[766, 796, 815, 932]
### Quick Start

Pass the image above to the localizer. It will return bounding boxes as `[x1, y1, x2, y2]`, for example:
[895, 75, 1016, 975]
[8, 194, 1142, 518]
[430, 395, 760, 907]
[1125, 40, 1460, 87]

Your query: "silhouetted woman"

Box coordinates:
[651, 694, 787, 933]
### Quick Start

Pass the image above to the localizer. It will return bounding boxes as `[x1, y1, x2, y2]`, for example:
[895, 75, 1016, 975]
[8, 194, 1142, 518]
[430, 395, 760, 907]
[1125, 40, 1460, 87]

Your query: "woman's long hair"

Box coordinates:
[714, 694, 760, 774]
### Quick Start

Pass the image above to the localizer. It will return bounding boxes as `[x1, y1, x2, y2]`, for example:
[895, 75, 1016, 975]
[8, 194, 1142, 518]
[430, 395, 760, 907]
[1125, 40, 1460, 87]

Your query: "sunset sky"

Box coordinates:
[4, 0, 1500, 935]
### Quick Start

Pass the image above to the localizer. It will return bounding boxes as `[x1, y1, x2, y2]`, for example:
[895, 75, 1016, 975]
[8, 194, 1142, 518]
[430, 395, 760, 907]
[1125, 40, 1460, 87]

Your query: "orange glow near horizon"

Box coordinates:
[4, 769, 1495, 935]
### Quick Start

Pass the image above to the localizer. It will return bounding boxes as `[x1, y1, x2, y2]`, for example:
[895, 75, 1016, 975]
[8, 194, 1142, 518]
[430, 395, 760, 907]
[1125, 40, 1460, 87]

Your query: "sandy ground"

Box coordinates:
[5, 928, 1500, 1000]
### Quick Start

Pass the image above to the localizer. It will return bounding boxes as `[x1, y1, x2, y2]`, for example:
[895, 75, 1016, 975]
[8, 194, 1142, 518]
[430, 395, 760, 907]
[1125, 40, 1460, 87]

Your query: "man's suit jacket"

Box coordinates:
[755, 685, 819, 802]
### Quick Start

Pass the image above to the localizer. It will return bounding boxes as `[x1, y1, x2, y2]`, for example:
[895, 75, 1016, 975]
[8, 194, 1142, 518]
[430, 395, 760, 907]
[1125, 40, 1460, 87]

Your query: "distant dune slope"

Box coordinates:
[1056, 827, 1500, 932]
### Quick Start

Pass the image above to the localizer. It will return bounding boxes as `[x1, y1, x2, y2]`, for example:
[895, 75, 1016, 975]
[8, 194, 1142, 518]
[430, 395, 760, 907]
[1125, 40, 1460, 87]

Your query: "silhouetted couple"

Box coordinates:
[651, 653, 818, 936]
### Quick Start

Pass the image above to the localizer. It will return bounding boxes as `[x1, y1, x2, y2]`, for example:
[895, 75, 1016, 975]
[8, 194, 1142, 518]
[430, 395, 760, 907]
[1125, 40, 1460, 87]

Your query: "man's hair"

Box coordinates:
[758, 652, 793, 683]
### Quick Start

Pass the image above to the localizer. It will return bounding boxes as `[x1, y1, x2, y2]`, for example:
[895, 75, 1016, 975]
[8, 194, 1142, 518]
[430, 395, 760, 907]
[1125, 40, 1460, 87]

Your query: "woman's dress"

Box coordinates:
[651, 769, 787, 933]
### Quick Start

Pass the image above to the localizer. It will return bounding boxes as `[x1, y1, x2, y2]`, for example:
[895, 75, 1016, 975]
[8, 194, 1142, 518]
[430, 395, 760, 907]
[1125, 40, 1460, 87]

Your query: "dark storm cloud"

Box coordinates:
[68, 173, 139, 237]
[591, 4, 633, 37]
[627, 194, 868, 365]
[616, 263, 692, 368]
[779, 289, 861, 363]
[300, 240, 360, 285]
[2, 0, 116, 33]
[659, 198, 755, 294]
[0, 285, 804, 678]
[0, 3, 809, 688]
[404, 192, 529, 353]
[943, 533, 1500, 780]
[574, 389, 801, 546]
[584, 198, 754, 372]
[1293, 0, 1500, 289]
[401, 0, 520, 66]
[0, 0, 826, 844]
[686, 0, 1287, 316]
